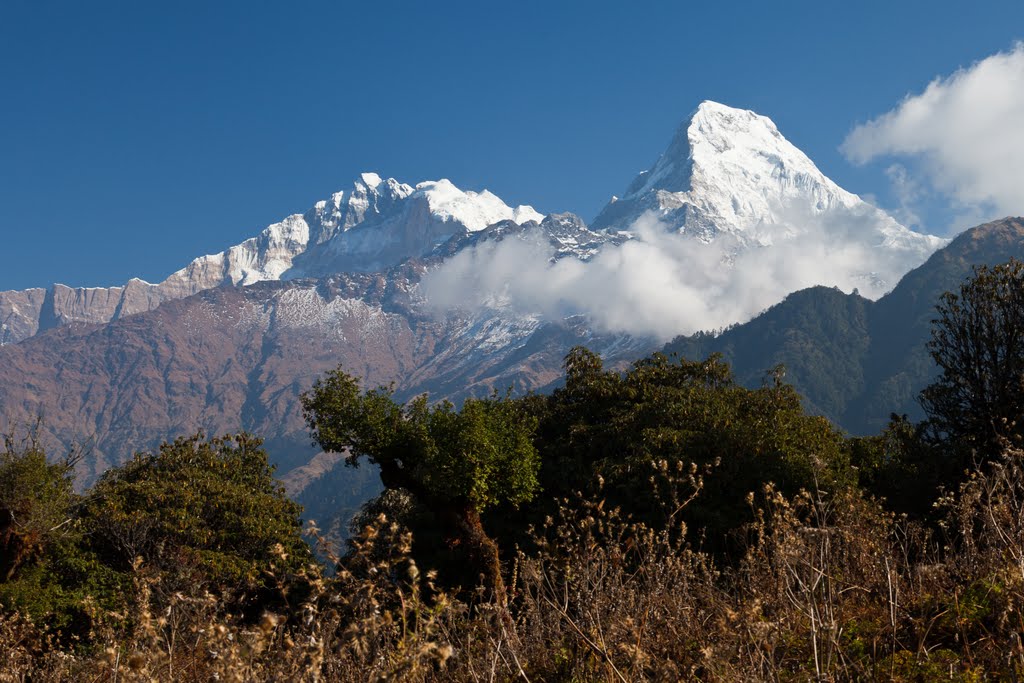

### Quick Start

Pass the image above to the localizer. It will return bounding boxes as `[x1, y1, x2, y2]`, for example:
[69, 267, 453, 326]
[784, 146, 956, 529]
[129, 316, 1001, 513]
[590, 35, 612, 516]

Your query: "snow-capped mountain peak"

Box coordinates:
[175, 173, 543, 286]
[0, 104, 947, 347]
[591, 100, 947, 297]
[359, 171, 384, 188]
[0, 174, 545, 344]
[412, 179, 543, 231]
[596, 101, 861, 235]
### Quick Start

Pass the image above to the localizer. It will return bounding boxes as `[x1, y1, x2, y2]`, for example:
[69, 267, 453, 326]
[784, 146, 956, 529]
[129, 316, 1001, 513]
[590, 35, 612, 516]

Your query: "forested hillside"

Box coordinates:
[667, 217, 1024, 435]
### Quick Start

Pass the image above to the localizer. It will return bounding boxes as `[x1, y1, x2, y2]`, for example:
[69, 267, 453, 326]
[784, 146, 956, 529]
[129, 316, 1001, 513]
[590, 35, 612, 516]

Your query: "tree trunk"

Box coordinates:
[0, 508, 33, 582]
[444, 503, 507, 605]
[375, 459, 507, 603]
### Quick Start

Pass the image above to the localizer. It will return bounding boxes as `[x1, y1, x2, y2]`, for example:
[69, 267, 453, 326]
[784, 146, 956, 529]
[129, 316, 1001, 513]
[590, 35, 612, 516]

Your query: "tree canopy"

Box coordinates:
[0, 434, 76, 582]
[0, 434, 125, 638]
[84, 432, 310, 589]
[302, 368, 540, 602]
[921, 258, 1024, 455]
[525, 347, 855, 549]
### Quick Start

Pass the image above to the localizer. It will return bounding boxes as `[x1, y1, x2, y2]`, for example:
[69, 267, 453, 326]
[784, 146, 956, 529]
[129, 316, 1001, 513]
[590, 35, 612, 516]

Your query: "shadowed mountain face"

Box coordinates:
[665, 217, 1024, 435]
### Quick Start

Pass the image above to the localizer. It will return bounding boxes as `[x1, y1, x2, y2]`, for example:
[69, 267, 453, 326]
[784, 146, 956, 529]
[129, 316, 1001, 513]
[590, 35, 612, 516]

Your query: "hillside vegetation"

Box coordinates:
[667, 217, 1024, 435]
[3, 260, 1024, 680]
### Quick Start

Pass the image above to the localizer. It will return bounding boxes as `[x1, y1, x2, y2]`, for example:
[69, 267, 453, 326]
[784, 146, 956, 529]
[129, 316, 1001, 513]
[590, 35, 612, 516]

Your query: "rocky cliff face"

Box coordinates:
[0, 288, 44, 344]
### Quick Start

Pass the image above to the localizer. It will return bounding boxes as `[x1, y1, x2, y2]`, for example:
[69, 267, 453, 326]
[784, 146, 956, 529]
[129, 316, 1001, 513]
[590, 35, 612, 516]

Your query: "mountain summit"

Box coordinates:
[594, 101, 850, 234]
[592, 101, 946, 295]
[0, 176, 542, 344]
[148, 172, 544, 289]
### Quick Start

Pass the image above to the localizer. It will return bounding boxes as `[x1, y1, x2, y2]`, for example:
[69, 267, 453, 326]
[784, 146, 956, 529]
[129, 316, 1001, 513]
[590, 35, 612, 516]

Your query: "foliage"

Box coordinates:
[0, 430, 77, 581]
[302, 368, 540, 601]
[0, 535, 128, 639]
[84, 432, 311, 594]
[847, 413, 958, 517]
[525, 347, 854, 551]
[921, 258, 1024, 457]
[0, 431, 129, 640]
[303, 370, 539, 513]
[12, 242, 1024, 676]
[5, 444, 1024, 681]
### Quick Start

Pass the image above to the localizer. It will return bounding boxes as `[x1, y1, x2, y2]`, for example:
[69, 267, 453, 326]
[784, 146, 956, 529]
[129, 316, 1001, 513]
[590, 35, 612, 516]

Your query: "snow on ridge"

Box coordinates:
[359, 172, 384, 189]
[0, 103, 952, 348]
[153, 173, 544, 290]
[0, 170, 553, 345]
[592, 101, 947, 272]
[622, 100, 861, 225]
[414, 179, 543, 231]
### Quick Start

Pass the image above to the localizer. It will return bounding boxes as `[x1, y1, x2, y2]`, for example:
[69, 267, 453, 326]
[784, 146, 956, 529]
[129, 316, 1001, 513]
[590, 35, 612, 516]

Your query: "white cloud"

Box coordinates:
[884, 164, 924, 230]
[842, 44, 1024, 226]
[420, 205, 920, 342]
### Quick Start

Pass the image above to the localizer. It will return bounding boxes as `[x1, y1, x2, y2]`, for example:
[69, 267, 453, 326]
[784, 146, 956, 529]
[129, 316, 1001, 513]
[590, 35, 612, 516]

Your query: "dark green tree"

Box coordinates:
[302, 369, 539, 603]
[524, 347, 854, 554]
[847, 413, 953, 517]
[84, 433, 310, 601]
[920, 259, 1024, 456]
[0, 434, 127, 640]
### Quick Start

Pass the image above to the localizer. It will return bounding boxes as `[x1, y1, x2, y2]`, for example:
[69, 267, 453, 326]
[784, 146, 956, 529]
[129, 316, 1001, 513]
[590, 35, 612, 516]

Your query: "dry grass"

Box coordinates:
[5, 452, 1024, 681]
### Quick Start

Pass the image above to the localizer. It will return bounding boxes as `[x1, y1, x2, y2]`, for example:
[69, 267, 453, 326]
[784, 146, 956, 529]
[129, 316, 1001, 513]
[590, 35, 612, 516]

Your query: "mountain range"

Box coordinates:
[1, 100, 1005, 527]
[1, 101, 944, 346]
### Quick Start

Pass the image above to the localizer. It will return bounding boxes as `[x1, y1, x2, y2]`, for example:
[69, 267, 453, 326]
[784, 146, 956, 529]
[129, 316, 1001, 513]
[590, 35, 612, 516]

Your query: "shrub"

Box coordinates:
[525, 348, 855, 554]
[83, 432, 311, 611]
[0, 431, 76, 582]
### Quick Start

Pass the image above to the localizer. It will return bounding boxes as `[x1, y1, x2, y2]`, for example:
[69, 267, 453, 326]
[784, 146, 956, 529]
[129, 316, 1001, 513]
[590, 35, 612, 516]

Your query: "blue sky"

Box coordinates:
[2, 0, 1023, 290]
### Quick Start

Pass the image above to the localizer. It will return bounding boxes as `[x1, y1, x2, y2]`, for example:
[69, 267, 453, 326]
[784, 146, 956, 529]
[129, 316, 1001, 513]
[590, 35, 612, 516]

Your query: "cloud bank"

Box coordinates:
[421, 207, 912, 342]
[842, 43, 1024, 226]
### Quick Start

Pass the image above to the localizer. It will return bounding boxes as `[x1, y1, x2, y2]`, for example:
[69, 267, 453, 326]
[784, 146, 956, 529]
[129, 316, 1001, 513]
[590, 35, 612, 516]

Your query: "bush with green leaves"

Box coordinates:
[0, 432, 127, 639]
[83, 432, 311, 606]
[921, 258, 1024, 456]
[523, 347, 855, 554]
[0, 434, 76, 582]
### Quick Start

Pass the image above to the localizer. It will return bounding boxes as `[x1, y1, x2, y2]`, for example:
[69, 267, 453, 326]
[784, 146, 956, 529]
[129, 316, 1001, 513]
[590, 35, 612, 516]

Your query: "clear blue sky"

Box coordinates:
[1, 0, 1021, 290]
